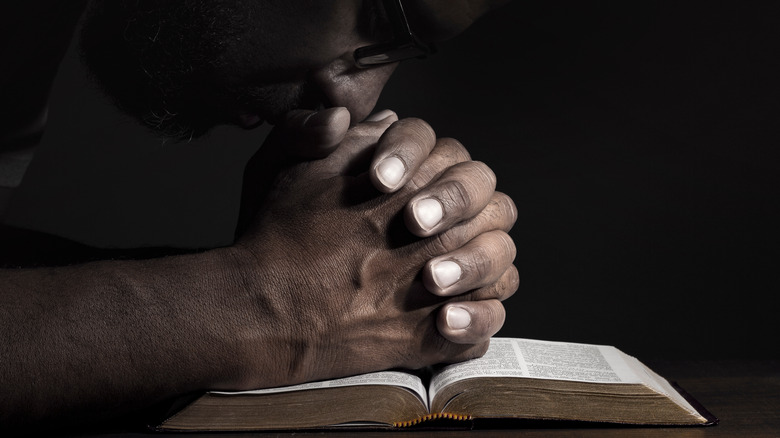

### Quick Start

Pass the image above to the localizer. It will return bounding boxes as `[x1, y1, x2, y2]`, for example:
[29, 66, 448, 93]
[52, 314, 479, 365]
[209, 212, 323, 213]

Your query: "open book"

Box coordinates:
[152, 337, 717, 431]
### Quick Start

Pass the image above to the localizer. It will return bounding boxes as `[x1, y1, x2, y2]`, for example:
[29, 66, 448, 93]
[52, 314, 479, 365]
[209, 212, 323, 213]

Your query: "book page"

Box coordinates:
[626, 355, 705, 419]
[429, 338, 643, 403]
[211, 371, 428, 407]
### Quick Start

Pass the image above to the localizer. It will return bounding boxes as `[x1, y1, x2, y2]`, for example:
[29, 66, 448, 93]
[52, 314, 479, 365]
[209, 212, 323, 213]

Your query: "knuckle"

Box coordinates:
[493, 192, 518, 229]
[475, 283, 503, 301]
[479, 265, 520, 301]
[403, 172, 429, 193]
[483, 302, 506, 334]
[486, 284, 503, 300]
[441, 161, 496, 212]
[440, 179, 471, 211]
[389, 140, 426, 163]
[470, 160, 497, 187]
[399, 137, 478, 195]
[507, 265, 520, 295]
[424, 230, 460, 255]
[481, 230, 515, 260]
[396, 117, 436, 146]
[467, 244, 493, 279]
[436, 137, 471, 161]
[464, 231, 515, 278]
[497, 231, 517, 260]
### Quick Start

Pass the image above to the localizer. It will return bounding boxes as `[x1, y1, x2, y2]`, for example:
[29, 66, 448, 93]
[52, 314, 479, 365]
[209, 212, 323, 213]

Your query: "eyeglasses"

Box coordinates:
[354, 0, 436, 68]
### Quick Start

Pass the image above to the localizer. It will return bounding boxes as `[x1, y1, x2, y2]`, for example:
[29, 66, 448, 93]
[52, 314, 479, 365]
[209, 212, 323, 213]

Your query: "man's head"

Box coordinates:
[79, 0, 508, 140]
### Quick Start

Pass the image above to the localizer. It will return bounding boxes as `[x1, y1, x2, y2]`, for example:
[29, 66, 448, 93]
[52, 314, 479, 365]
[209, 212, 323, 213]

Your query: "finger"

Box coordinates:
[423, 230, 516, 296]
[403, 137, 471, 192]
[275, 107, 352, 159]
[461, 264, 520, 302]
[370, 117, 437, 193]
[400, 191, 516, 261]
[425, 340, 491, 367]
[364, 109, 399, 123]
[317, 111, 398, 175]
[373, 139, 474, 247]
[437, 299, 506, 345]
[405, 160, 497, 237]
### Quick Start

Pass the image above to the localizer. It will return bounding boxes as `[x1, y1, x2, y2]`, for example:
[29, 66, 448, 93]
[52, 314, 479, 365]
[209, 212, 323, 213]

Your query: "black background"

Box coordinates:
[9, 1, 779, 360]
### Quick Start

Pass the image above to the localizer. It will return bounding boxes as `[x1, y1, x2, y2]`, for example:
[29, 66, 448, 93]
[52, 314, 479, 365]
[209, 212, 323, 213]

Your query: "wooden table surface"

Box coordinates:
[59, 359, 780, 438]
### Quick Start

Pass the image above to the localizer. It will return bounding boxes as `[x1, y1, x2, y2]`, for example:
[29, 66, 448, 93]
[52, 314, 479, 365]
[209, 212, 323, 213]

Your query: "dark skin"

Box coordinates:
[0, 0, 517, 430]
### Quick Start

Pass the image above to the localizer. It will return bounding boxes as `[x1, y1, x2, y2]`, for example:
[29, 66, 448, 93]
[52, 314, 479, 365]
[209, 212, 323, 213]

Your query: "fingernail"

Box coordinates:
[432, 260, 461, 289]
[413, 198, 443, 231]
[365, 109, 395, 122]
[376, 156, 405, 190]
[446, 306, 471, 330]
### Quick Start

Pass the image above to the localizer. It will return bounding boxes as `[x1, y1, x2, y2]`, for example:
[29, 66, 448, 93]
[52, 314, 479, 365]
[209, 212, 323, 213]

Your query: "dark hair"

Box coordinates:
[79, 0, 246, 140]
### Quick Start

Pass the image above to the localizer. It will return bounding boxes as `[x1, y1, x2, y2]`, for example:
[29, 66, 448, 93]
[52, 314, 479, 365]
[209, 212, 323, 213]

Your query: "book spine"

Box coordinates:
[393, 412, 472, 428]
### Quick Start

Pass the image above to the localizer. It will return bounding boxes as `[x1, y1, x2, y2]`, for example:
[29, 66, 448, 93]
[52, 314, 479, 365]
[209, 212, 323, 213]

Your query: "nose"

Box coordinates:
[309, 57, 398, 125]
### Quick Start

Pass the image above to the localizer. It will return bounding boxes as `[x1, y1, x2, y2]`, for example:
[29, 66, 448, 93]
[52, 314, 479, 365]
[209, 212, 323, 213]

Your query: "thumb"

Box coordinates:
[276, 107, 351, 159]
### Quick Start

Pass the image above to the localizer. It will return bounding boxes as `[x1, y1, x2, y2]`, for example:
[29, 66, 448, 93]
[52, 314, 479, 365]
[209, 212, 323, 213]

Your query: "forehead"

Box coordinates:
[254, 0, 364, 41]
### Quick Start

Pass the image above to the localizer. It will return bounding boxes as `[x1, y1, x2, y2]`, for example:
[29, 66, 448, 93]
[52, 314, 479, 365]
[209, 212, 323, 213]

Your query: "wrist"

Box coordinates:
[162, 247, 257, 390]
[194, 245, 298, 390]
[216, 242, 332, 390]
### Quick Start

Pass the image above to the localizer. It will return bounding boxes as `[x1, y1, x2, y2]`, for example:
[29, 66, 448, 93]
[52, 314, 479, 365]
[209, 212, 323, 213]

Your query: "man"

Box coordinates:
[0, 0, 517, 430]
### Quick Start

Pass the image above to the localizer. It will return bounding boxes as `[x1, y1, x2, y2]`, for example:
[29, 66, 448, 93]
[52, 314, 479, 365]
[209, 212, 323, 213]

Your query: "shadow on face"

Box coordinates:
[79, 0, 508, 140]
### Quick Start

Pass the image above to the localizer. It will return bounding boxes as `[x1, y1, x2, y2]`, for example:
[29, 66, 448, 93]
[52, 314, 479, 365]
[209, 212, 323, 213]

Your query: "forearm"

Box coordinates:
[0, 247, 253, 428]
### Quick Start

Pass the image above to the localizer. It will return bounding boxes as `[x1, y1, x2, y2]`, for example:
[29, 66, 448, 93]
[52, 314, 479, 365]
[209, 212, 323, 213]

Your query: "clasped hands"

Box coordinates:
[230, 108, 518, 388]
